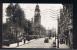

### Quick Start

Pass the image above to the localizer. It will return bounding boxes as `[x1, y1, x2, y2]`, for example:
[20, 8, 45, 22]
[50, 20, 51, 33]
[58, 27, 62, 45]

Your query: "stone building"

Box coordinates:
[33, 4, 46, 38]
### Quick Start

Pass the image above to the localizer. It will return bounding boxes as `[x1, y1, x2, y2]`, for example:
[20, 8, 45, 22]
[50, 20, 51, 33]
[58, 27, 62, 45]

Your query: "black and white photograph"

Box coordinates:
[2, 3, 73, 48]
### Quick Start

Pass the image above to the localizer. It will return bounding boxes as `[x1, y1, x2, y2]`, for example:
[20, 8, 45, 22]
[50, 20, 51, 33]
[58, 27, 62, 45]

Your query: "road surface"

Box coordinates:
[16, 37, 55, 48]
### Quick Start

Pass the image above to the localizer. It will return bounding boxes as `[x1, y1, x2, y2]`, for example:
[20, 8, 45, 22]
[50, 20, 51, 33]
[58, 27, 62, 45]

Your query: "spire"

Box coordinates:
[35, 4, 40, 12]
[36, 4, 39, 8]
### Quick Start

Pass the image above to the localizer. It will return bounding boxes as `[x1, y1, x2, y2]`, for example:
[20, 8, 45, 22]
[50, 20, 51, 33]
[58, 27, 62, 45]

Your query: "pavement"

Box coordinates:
[56, 39, 69, 49]
[2, 40, 24, 48]
[17, 37, 55, 48]
[59, 44, 69, 48]
[2, 37, 69, 48]
[2, 37, 55, 48]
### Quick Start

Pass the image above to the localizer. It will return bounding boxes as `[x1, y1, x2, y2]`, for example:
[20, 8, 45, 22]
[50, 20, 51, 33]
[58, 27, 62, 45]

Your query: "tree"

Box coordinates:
[6, 3, 25, 26]
[13, 3, 26, 29]
[5, 3, 33, 44]
[5, 3, 26, 44]
[6, 3, 14, 17]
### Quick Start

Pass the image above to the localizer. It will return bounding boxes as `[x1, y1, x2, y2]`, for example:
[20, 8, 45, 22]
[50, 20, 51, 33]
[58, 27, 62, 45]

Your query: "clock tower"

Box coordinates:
[34, 4, 41, 26]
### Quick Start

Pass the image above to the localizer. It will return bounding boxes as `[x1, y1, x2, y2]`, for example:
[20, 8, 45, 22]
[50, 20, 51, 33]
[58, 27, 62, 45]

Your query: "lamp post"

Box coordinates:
[57, 13, 60, 48]
[55, 30, 56, 47]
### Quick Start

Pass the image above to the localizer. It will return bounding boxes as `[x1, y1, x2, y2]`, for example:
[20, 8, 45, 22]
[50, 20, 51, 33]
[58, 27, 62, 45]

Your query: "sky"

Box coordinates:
[3, 3, 63, 31]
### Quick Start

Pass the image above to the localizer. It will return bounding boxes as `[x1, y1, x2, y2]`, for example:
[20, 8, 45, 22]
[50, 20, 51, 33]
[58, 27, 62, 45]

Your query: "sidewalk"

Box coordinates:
[2, 38, 46, 48]
[59, 43, 69, 48]
[17, 37, 55, 48]
[56, 39, 69, 48]
[3, 37, 55, 48]
[2, 40, 29, 48]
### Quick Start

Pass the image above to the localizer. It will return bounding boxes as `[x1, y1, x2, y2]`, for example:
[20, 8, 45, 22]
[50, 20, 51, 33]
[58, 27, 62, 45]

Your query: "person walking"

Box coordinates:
[17, 39, 19, 47]
[23, 36, 26, 44]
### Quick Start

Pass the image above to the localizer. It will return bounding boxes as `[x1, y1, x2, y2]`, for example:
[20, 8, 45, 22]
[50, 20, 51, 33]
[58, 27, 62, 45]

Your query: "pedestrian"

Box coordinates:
[27, 36, 30, 41]
[17, 39, 19, 47]
[44, 37, 49, 43]
[23, 37, 26, 44]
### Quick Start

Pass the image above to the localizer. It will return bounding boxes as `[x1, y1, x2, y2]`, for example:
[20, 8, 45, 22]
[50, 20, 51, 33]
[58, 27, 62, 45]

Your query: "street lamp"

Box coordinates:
[55, 30, 56, 47]
[57, 13, 60, 48]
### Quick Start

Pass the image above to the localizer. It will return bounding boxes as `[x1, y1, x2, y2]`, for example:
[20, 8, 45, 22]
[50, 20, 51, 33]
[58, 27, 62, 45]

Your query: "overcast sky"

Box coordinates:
[3, 3, 63, 31]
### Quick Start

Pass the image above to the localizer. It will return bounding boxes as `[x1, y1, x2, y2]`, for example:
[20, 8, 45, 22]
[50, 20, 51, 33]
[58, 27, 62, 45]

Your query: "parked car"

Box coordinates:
[44, 37, 49, 43]
[53, 41, 56, 47]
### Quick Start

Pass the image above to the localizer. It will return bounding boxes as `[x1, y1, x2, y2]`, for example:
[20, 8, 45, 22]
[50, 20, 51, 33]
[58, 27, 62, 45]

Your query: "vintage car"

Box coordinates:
[44, 37, 49, 43]
[53, 41, 56, 47]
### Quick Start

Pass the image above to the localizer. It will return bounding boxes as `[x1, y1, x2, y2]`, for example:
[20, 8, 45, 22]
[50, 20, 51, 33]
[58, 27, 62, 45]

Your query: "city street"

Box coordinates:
[3, 37, 55, 48]
[3, 3, 73, 49]
[17, 37, 55, 48]
[3, 37, 69, 48]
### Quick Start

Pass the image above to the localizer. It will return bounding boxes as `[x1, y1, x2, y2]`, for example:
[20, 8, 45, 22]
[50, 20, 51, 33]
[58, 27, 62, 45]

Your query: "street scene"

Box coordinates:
[2, 3, 73, 48]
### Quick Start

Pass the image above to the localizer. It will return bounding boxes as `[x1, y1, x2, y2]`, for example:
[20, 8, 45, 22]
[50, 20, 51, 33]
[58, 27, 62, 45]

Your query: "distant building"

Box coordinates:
[33, 4, 46, 38]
